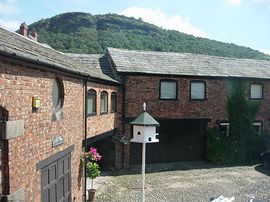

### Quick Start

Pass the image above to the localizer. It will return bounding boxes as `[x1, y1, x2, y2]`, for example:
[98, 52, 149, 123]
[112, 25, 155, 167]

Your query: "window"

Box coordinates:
[111, 92, 117, 113]
[250, 84, 263, 99]
[253, 121, 262, 136]
[87, 90, 97, 116]
[190, 81, 206, 100]
[100, 91, 108, 114]
[159, 80, 178, 100]
[52, 78, 64, 112]
[219, 122, 230, 136]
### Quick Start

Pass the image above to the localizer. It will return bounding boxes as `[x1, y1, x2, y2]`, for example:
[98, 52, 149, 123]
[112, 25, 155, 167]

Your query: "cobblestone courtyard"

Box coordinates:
[94, 162, 270, 202]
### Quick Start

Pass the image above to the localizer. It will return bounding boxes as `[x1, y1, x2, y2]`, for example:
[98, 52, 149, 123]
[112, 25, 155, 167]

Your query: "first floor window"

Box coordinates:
[219, 122, 230, 136]
[87, 90, 96, 116]
[253, 121, 262, 136]
[160, 80, 177, 100]
[250, 84, 263, 99]
[52, 78, 64, 111]
[100, 91, 108, 114]
[190, 81, 206, 100]
[111, 92, 117, 113]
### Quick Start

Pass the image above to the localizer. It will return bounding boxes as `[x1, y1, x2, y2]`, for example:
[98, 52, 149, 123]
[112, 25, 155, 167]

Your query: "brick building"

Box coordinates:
[106, 48, 270, 165]
[0, 27, 120, 201]
[1, 25, 270, 201]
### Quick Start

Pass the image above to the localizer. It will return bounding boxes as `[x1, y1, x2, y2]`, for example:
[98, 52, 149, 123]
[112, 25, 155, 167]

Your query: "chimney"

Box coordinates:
[30, 28, 38, 41]
[19, 22, 28, 37]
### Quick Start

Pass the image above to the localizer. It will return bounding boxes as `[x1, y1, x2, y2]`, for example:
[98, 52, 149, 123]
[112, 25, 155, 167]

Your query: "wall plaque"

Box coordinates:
[52, 134, 64, 148]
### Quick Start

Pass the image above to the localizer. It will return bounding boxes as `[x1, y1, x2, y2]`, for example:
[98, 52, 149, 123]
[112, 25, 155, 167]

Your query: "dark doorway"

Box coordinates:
[130, 119, 208, 164]
[0, 106, 9, 197]
[91, 136, 115, 171]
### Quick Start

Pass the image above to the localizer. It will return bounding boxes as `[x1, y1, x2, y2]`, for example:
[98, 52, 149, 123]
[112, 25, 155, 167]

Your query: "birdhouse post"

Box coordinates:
[130, 103, 159, 202]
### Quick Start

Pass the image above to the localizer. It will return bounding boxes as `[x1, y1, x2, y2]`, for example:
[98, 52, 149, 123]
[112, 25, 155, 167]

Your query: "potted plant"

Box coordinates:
[83, 147, 102, 201]
[86, 162, 100, 201]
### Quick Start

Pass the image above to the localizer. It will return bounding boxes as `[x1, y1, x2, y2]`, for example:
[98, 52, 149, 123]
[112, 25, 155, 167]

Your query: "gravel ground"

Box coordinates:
[95, 162, 270, 202]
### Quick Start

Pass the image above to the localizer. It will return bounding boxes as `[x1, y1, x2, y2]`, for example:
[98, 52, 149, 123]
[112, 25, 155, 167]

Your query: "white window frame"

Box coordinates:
[250, 84, 263, 99]
[219, 122, 230, 136]
[159, 80, 178, 100]
[252, 121, 263, 136]
[190, 81, 206, 100]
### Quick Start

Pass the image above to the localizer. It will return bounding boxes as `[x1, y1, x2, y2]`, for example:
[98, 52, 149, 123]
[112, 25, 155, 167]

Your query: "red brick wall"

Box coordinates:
[86, 82, 120, 138]
[122, 75, 270, 165]
[124, 75, 230, 123]
[0, 60, 84, 201]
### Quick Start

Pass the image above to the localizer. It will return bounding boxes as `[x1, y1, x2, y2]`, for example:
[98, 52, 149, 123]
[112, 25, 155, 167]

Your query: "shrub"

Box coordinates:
[206, 127, 224, 163]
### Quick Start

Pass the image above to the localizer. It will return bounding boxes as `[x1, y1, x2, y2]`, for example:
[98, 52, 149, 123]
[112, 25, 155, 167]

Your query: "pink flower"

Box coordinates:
[87, 147, 102, 162]
[90, 147, 97, 154]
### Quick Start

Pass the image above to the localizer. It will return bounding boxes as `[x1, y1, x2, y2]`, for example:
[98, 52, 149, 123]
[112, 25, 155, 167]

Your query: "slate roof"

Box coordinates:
[0, 27, 118, 83]
[66, 53, 117, 82]
[107, 47, 270, 79]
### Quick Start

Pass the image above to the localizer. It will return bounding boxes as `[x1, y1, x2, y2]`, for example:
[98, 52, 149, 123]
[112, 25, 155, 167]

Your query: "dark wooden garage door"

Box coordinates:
[41, 154, 71, 202]
[130, 119, 208, 164]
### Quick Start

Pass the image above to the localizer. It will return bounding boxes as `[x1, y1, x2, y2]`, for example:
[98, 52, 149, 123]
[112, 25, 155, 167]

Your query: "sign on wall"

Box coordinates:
[52, 134, 64, 148]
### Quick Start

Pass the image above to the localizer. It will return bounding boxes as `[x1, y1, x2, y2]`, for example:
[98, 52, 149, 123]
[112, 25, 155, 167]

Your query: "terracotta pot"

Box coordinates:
[87, 189, 96, 201]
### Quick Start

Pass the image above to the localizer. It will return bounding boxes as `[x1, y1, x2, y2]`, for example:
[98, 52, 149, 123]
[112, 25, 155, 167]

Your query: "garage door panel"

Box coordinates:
[186, 121, 207, 160]
[64, 174, 69, 194]
[41, 153, 71, 202]
[147, 120, 170, 163]
[50, 184, 57, 202]
[41, 169, 49, 187]
[130, 119, 208, 164]
[42, 189, 49, 202]
[49, 163, 57, 182]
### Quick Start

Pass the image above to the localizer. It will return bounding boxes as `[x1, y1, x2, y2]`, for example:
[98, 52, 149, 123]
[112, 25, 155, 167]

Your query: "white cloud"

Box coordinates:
[0, 19, 19, 31]
[252, 0, 270, 9]
[261, 49, 270, 56]
[0, 0, 17, 14]
[118, 7, 206, 37]
[225, 0, 242, 6]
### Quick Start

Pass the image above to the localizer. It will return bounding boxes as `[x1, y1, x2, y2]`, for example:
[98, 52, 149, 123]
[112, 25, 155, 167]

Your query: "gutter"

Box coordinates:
[116, 71, 270, 81]
[84, 78, 88, 202]
[121, 74, 126, 168]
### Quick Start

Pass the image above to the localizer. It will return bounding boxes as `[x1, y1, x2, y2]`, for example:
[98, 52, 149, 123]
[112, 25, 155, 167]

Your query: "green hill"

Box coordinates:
[29, 12, 270, 60]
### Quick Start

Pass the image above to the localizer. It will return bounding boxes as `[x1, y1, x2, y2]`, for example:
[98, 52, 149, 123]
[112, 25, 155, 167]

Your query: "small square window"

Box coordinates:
[190, 81, 206, 100]
[160, 80, 177, 100]
[219, 122, 229, 136]
[250, 84, 263, 99]
[253, 121, 262, 136]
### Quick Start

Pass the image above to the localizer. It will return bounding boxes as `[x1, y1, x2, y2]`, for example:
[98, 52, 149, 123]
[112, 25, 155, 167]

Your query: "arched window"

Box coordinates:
[111, 92, 117, 113]
[100, 91, 108, 114]
[87, 90, 97, 116]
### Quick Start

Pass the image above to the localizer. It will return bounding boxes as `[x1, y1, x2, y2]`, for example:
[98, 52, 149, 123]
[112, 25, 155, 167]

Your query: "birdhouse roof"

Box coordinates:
[130, 111, 159, 126]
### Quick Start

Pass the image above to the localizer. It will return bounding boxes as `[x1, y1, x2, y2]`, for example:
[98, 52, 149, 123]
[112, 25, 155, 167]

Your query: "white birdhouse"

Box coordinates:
[130, 103, 159, 144]
[129, 103, 159, 202]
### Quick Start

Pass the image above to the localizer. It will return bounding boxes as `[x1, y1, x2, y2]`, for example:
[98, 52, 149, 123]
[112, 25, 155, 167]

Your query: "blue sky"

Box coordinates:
[0, 0, 269, 55]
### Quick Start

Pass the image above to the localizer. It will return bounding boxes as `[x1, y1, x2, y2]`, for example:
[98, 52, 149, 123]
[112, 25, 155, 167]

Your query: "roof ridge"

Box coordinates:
[107, 47, 270, 63]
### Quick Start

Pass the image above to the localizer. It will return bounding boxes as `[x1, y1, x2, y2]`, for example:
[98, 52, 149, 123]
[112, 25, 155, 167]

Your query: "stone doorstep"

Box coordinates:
[1, 188, 25, 202]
